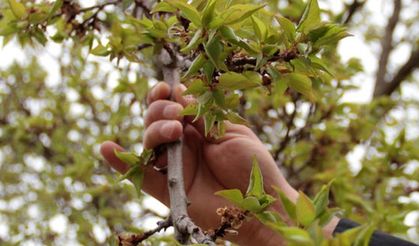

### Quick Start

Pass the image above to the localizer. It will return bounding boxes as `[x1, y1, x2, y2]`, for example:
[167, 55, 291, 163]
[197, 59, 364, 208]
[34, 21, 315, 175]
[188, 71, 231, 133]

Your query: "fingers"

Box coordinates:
[144, 100, 184, 127]
[147, 82, 171, 105]
[143, 120, 183, 149]
[100, 141, 129, 174]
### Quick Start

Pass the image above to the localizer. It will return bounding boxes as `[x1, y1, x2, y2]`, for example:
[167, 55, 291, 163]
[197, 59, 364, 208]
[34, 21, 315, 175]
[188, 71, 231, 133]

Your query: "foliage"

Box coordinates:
[0, 0, 418, 245]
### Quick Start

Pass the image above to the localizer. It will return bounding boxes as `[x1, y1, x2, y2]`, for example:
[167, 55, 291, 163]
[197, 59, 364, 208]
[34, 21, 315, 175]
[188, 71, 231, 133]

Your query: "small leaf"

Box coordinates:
[284, 73, 315, 101]
[91, 42, 110, 56]
[7, 0, 27, 19]
[183, 79, 207, 96]
[225, 111, 248, 125]
[296, 192, 316, 227]
[119, 165, 144, 197]
[215, 189, 244, 206]
[246, 157, 264, 198]
[47, 0, 63, 20]
[278, 227, 314, 244]
[204, 36, 227, 70]
[181, 104, 198, 116]
[218, 4, 265, 26]
[204, 113, 216, 136]
[114, 150, 140, 167]
[180, 28, 203, 53]
[241, 196, 261, 212]
[218, 71, 261, 90]
[201, 0, 216, 27]
[251, 16, 267, 42]
[297, 0, 321, 34]
[274, 187, 296, 221]
[276, 16, 296, 42]
[312, 180, 333, 217]
[166, 0, 201, 27]
[151, 2, 176, 13]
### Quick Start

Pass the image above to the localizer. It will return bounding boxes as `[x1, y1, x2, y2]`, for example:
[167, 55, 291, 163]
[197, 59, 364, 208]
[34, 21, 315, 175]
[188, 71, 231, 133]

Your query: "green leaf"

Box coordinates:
[151, 2, 176, 13]
[32, 28, 48, 45]
[251, 16, 267, 42]
[218, 4, 265, 26]
[215, 189, 244, 206]
[180, 28, 203, 53]
[7, 0, 27, 19]
[181, 104, 198, 116]
[204, 36, 227, 70]
[119, 165, 144, 197]
[276, 16, 296, 42]
[166, 0, 201, 27]
[201, 0, 216, 27]
[297, 0, 320, 34]
[183, 79, 207, 96]
[296, 192, 316, 227]
[47, 0, 63, 20]
[277, 227, 313, 244]
[308, 24, 351, 47]
[212, 89, 225, 106]
[219, 26, 258, 54]
[225, 111, 248, 125]
[91, 42, 110, 56]
[284, 73, 315, 101]
[114, 150, 140, 167]
[241, 196, 261, 212]
[218, 71, 261, 90]
[246, 157, 264, 198]
[312, 180, 333, 217]
[204, 112, 216, 136]
[274, 187, 296, 221]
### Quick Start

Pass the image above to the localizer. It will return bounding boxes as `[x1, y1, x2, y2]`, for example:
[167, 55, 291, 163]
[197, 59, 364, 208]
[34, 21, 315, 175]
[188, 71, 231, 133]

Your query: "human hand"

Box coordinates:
[100, 82, 336, 245]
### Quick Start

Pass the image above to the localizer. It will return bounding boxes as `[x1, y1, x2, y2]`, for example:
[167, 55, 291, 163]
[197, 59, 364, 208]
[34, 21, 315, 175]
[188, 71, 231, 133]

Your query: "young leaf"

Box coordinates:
[119, 165, 144, 197]
[251, 16, 267, 42]
[297, 0, 320, 34]
[284, 73, 315, 101]
[276, 227, 313, 244]
[219, 4, 265, 26]
[296, 192, 316, 227]
[204, 113, 216, 136]
[7, 0, 27, 20]
[276, 16, 296, 42]
[183, 53, 207, 79]
[166, 0, 201, 27]
[181, 104, 198, 116]
[214, 189, 244, 206]
[180, 28, 203, 53]
[226, 111, 248, 125]
[114, 150, 140, 167]
[246, 157, 264, 198]
[312, 180, 333, 217]
[151, 2, 176, 13]
[241, 196, 261, 212]
[274, 187, 296, 221]
[204, 36, 227, 70]
[183, 79, 207, 96]
[218, 71, 261, 90]
[201, 0, 216, 27]
[47, 0, 63, 20]
[91, 42, 110, 56]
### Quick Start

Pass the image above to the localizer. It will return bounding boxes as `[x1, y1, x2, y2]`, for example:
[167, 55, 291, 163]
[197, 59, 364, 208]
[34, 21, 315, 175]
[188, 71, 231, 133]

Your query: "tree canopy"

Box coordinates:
[0, 0, 418, 245]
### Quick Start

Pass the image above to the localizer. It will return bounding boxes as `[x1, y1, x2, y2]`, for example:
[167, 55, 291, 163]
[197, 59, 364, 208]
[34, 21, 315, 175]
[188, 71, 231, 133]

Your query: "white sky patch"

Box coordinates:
[49, 214, 68, 234]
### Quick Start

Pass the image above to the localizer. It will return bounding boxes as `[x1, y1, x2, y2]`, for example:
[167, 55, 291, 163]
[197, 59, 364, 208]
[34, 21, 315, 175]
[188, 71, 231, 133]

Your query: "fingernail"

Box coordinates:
[179, 84, 187, 91]
[161, 122, 176, 138]
[163, 104, 182, 119]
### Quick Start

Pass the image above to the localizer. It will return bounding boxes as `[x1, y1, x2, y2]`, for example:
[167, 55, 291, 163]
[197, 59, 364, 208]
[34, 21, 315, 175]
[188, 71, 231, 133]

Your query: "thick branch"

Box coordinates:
[157, 46, 214, 245]
[373, 49, 419, 97]
[373, 0, 402, 97]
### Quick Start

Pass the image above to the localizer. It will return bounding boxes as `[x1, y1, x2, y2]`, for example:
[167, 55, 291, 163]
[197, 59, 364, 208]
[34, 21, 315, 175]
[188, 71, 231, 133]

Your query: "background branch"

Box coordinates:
[373, 0, 402, 97]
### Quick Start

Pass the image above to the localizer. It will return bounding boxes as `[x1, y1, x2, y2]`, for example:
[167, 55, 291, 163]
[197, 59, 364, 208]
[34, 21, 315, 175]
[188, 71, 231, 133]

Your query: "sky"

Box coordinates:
[0, 0, 418, 244]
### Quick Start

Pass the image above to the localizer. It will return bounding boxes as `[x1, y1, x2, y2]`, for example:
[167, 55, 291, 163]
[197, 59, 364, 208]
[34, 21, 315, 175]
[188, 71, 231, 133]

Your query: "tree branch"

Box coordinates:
[156, 45, 215, 245]
[342, 0, 366, 25]
[373, 49, 419, 97]
[373, 0, 402, 97]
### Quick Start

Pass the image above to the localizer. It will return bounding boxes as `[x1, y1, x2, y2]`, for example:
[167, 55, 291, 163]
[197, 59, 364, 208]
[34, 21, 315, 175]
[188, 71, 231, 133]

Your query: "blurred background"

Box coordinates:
[0, 0, 418, 245]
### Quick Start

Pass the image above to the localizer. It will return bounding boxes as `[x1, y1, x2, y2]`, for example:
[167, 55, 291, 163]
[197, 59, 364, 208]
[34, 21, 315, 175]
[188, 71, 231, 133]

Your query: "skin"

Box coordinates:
[100, 82, 339, 245]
